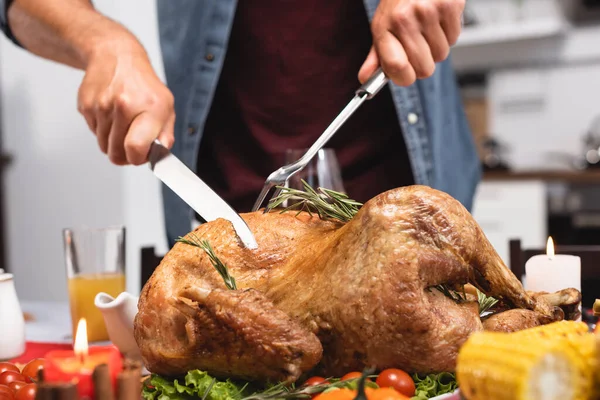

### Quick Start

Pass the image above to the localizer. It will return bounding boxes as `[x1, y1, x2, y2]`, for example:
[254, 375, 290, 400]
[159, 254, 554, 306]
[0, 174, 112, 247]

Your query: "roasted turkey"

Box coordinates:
[134, 185, 581, 384]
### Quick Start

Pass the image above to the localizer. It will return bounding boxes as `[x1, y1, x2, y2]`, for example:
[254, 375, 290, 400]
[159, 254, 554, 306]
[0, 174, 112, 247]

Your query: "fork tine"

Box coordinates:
[262, 186, 284, 214]
[252, 183, 274, 212]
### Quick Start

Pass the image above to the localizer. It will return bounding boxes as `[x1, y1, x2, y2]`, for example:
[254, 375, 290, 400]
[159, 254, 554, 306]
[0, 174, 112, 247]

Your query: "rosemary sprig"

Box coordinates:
[477, 289, 499, 316]
[433, 284, 466, 303]
[176, 233, 237, 290]
[201, 378, 216, 400]
[240, 374, 378, 400]
[266, 179, 362, 223]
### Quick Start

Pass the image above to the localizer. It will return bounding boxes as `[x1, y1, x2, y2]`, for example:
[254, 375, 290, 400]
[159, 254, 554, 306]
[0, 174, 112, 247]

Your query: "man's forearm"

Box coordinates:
[7, 0, 144, 70]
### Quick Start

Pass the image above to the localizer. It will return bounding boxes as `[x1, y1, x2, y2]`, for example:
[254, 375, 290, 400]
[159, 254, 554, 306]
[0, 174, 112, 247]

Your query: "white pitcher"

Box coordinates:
[0, 269, 26, 360]
[94, 292, 142, 361]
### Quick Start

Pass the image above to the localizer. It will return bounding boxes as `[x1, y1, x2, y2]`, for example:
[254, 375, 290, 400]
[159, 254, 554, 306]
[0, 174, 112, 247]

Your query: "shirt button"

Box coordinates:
[205, 53, 215, 62]
[408, 113, 419, 125]
[187, 124, 198, 135]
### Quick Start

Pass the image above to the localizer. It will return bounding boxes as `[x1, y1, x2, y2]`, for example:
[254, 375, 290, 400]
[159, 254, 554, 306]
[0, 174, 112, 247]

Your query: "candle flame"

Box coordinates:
[546, 236, 555, 259]
[74, 318, 88, 360]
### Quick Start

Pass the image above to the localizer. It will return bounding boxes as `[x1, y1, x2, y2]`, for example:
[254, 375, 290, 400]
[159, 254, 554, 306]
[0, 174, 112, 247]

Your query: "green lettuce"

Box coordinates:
[410, 372, 457, 400]
[143, 369, 455, 400]
[142, 370, 380, 400]
[142, 370, 249, 400]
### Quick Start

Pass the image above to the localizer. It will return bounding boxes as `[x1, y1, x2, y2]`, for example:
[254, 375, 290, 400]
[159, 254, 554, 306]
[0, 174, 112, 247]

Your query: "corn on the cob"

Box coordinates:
[510, 320, 590, 341]
[595, 333, 600, 400]
[456, 321, 598, 400]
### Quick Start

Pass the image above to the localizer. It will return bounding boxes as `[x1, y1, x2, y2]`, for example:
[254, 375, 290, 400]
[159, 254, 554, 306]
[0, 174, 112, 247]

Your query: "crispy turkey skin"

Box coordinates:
[134, 185, 578, 383]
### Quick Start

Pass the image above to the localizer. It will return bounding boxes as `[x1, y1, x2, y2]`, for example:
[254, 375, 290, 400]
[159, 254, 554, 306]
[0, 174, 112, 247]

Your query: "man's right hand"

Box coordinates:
[77, 42, 175, 165]
[6, 0, 176, 166]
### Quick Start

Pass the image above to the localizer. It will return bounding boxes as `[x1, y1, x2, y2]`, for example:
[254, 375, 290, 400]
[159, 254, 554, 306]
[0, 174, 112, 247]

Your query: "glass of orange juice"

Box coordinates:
[62, 226, 126, 343]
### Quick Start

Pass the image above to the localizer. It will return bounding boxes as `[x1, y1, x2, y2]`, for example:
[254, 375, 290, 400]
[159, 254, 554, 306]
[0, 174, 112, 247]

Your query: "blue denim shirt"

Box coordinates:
[2, 0, 482, 247]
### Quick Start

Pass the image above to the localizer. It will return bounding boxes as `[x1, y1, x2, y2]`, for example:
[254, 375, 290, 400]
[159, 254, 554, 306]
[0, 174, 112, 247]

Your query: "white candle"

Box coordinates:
[525, 237, 581, 294]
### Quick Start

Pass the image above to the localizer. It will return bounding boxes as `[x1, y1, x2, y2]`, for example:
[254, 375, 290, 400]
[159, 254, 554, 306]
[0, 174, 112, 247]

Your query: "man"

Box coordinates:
[0, 0, 481, 247]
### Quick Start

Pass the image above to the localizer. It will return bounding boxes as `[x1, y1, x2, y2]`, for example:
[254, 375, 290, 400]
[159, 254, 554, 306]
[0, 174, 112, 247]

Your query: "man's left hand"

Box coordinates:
[359, 0, 465, 87]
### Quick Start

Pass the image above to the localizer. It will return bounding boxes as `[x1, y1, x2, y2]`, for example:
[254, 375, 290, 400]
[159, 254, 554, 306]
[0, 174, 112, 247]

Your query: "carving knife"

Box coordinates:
[148, 140, 258, 249]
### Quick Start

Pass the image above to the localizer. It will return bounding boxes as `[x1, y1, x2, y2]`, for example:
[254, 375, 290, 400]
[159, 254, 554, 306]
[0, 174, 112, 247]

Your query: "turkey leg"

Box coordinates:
[138, 286, 323, 383]
[395, 186, 560, 320]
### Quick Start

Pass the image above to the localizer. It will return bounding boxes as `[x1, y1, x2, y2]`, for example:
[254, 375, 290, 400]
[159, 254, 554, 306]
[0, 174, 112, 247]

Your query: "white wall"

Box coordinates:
[0, 0, 167, 301]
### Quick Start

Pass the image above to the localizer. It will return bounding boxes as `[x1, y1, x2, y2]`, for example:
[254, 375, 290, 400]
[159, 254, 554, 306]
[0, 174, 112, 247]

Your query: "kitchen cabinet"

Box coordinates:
[488, 63, 600, 171]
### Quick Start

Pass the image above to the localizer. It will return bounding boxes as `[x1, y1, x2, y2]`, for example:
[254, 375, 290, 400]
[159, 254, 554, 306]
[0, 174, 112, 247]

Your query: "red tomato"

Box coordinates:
[0, 366, 18, 377]
[14, 384, 36, 400]
[340, 372, 372, 383]
[8, 382, 26, 393]
[304, 377, 328, 387]
[340, 372, 362, 381]
[0, 393, 14, 400]
[20, 360, 44, 383]
[0, 385, 13, 398]
[0, 373, 26, 387]
[375, 369, 415, 397]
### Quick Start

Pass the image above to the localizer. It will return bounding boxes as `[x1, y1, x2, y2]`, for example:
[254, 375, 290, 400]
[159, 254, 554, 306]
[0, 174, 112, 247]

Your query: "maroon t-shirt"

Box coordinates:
[197, 0, 414, 213]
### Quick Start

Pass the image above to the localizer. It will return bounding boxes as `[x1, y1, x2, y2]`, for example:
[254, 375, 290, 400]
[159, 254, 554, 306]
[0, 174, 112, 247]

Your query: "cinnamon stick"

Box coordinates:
[55, 384, 79, 400]
[92, 364, 114, 400]
[35, 382, 78, 400]
[116, 368, 141, 400]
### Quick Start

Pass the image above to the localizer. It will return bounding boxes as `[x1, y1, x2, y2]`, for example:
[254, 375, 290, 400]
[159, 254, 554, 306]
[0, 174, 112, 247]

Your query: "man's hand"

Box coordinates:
[358, 0, 465, 86]
[77, 42, 175, 165]
[7, 0, 175, 166]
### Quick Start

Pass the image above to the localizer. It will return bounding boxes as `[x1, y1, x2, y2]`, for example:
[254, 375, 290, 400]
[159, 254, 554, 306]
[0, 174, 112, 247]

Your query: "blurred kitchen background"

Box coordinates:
[1, 0, 599, 302]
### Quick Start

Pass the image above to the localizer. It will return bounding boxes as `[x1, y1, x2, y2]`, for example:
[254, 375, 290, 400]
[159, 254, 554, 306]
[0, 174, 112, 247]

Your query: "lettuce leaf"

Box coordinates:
[142, 370, 248, 400]
[410, 372, 457, 400]
[142, 369, 454, 400]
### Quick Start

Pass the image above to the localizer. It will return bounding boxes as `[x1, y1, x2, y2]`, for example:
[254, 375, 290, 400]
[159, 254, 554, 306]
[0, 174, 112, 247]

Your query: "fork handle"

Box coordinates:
[356, 68, 389, 99]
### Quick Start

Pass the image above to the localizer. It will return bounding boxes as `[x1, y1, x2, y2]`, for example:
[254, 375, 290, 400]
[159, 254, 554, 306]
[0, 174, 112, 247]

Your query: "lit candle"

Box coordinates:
[525, 237, 581, 295]
[44, 319, 123, 399]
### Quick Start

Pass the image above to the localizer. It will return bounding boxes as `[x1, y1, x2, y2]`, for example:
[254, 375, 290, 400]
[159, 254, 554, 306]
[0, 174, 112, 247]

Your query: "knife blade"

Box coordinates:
[148, 140, 258, 249]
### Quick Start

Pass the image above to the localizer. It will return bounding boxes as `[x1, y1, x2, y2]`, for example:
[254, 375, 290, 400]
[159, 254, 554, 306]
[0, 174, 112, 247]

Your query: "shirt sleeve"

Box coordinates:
[0, 0, 23, 47]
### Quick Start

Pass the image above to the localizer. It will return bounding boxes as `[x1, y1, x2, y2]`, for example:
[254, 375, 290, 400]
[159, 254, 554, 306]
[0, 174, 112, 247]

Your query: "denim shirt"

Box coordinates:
[1, 0, 482, 247]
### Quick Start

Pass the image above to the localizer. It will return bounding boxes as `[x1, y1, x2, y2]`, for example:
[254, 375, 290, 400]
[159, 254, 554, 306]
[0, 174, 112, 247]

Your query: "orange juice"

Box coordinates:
[67, 273, 125, 342]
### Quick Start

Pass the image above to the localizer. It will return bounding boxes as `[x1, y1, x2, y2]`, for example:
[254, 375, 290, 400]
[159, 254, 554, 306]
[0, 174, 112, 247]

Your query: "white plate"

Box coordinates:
[430, 389, 461, 400]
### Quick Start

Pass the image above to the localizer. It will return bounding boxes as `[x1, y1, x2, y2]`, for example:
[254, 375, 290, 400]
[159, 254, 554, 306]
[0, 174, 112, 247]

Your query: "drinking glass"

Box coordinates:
[63, 226, 126, 343]
[284, 148, 346, 194]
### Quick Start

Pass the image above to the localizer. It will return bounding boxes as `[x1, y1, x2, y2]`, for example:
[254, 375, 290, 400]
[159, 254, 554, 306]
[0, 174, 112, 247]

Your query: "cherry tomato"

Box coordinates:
[20, 360, 44, 382]
[8, 382, 26, 393]
[375, 369, 415, 397]
[0, 385, 13, 398]
[304, 376, 328, 387]
[340, 372, 362, 381]
[0, 373, 26, 387]
[0, 393, 14, 400]
[0, 366, 18, 377]
[14, 384, 36, 400]
[340, 371, 372, 383]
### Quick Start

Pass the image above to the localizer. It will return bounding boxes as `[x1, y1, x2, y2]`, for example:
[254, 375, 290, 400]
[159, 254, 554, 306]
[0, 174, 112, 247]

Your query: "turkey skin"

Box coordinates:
[134, 186, 578, 383]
